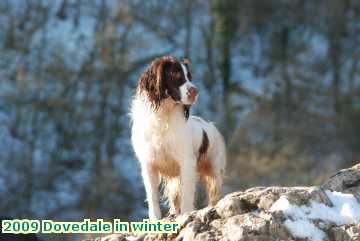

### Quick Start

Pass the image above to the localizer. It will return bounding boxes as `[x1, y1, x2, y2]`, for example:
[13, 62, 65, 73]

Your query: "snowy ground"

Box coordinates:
[270, 190, 360, 241]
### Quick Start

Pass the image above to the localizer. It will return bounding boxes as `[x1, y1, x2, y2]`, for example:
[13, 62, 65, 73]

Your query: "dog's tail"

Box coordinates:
[162, 177, 181, 215]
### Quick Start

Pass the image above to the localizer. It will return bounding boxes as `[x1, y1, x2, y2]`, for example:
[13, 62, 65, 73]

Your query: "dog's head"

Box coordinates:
[138, 55, 198, 110]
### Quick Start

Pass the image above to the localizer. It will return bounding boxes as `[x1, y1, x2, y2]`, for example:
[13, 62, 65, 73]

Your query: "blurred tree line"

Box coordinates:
[0, 0, 359, 240]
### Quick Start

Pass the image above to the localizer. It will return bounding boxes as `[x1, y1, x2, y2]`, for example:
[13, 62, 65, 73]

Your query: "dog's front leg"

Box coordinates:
[141, 164, 161, 220]
[180, 155, 197, 214]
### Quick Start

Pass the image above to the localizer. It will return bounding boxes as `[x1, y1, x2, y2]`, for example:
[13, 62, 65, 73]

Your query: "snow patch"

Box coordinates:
[284, 219, 325, 241]
[270, 190, 360, 241]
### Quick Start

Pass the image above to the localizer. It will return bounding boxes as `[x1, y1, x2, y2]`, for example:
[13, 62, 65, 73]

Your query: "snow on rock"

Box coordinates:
[284, 219, 325, 241]
[326, 190, 360, 224]
[270, 190, 360, 241]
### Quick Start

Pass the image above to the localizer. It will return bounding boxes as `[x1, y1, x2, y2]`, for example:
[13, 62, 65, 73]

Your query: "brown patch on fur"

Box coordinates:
[197, 159, 213, 176]
[151, 159, 180, 178]
[199, 130, 209, 156]
[197, 130, 212, 176]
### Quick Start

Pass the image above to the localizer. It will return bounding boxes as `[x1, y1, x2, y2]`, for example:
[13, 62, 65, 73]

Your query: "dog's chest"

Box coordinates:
[145, 131, 181, 177]
[144, 115, 188, 177]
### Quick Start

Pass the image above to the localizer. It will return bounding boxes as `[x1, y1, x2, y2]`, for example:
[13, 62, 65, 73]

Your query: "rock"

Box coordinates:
[322, 163, 360, 201]
[96, 164, 360, 241]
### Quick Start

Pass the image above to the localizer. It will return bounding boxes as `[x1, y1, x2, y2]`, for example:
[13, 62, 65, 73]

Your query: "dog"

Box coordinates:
[131, 56, 226, 220]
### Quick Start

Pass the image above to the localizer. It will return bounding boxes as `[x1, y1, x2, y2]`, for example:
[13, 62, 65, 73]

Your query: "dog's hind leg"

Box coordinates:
[164, 177, 181, 215]
[202, 171, 223, 206]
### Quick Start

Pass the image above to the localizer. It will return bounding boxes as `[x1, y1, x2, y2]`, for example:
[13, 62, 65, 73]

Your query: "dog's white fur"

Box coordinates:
[131, 61, 226, 220]
[179, 63, 198, 105]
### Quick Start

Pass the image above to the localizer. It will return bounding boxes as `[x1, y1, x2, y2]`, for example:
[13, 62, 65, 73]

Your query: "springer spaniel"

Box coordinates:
[131, 56, 226, 220]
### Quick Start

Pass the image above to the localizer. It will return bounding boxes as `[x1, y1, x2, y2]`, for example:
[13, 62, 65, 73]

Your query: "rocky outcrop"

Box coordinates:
[322, 163, 360, 201]
[99, 164, 360, 241]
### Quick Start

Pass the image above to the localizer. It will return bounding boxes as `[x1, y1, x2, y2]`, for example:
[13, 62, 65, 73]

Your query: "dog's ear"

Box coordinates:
[138, 59, 169, 110]
[156, 60, 169, 97]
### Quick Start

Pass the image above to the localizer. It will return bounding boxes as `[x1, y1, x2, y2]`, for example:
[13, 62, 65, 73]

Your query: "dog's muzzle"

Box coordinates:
[188, 86, 198, 99]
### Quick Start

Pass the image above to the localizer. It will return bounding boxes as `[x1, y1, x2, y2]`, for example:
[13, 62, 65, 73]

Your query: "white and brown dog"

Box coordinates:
[131, 56, 226, 220]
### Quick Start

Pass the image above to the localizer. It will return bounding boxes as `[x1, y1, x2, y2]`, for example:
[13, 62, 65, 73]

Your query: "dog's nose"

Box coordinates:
[188, 86, 198, 97]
